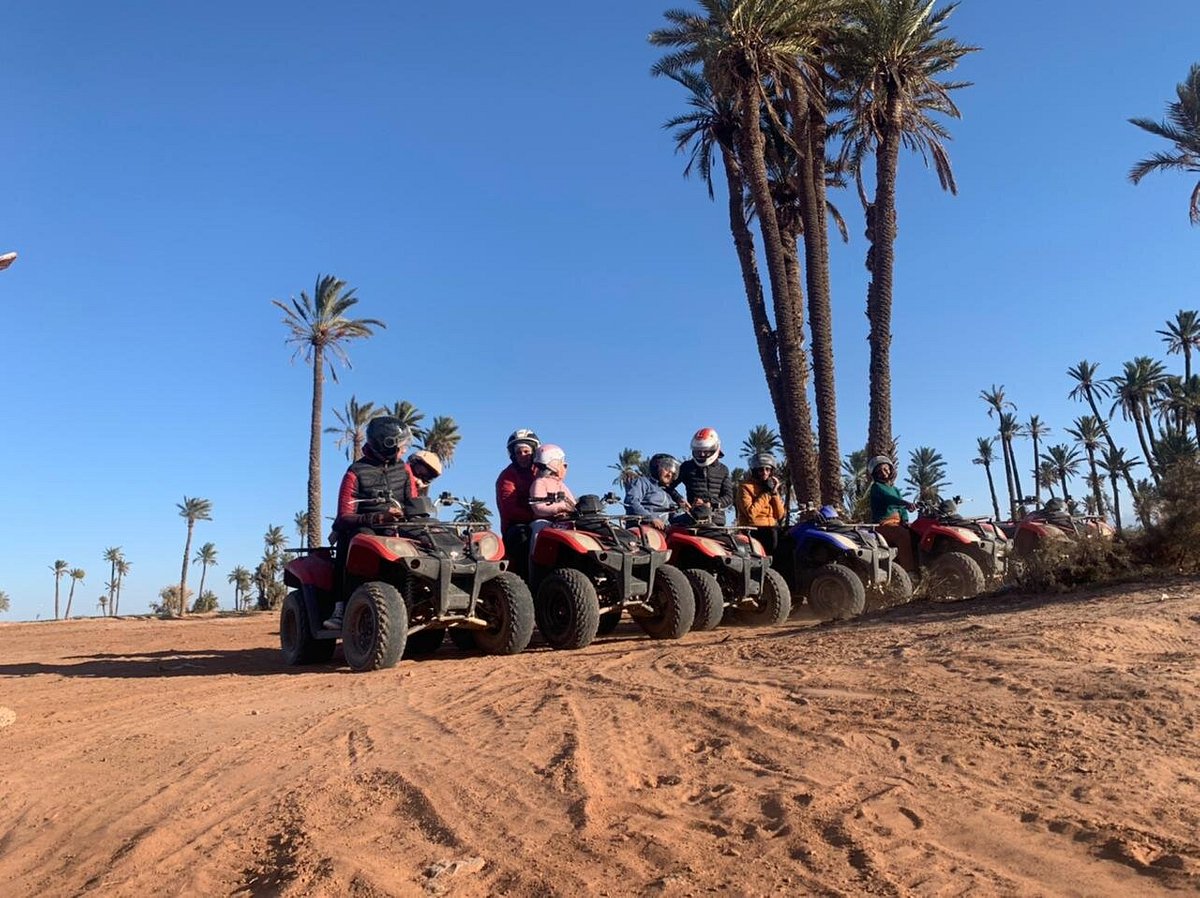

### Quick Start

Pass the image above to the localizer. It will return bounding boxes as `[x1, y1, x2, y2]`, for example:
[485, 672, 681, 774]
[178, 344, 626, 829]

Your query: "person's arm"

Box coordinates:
[497, 471, 530, 525]
[736, 483, 754, 524]
[333, 471, 397, 530]
[625, 478, 650, 516]
[531, 478, 575, 518]
[717, 469, 734, 510]
[769, 492, 786, 523]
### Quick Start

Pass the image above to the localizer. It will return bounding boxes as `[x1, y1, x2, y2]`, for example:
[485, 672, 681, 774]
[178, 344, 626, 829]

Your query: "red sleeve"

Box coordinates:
[336, 471, 358, 520]
[404, 463, 418, 498]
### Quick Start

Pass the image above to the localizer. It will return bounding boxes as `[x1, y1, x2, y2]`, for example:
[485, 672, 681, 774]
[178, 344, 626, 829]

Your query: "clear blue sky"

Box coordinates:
[2, 1, 1198, 620]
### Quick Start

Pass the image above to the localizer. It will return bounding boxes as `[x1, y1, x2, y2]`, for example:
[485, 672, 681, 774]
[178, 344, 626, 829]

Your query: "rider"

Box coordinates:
[624, 453, 683, 524]
[868, 456, 917, 571]
[1033, 497, 1075, 533]
[528, 444, 576, 558]
[495, 429, 540, 578]
[736, 453, 786, 554]
[678, 427, 734, 525]
[326, 416, 417, 628]
[408, 450, 443, 496]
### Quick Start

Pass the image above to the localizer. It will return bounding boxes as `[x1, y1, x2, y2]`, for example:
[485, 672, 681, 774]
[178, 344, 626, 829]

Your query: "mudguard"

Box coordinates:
[283, 550, 335, 592]
[910, 520, 979, 553]
[531, 527, 606, 567]
[345, 533, 420, 580]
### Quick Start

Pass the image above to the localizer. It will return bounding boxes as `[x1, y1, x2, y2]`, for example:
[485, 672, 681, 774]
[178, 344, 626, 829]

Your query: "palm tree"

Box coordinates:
[325, 395, 378, 461]
[293, 511, 309, 550]
[980, 386, 1017, 516]
[1157, 310, 1200, 380]
[114, 558, 130, 615]
[999, 413, 1026, 508]
[1152, 428, 1198, 471]
[610, 448, 645, 489]
[64, 568, 85, 620]
[388, 400, 426, 441]
[96, 595, 107, 616]
[454, 498, 493, 524]
[0, 590, 9, 614]
[177, 496, 212, 617]
[1037, 460, 1060, 500]
[1110, 356, 1167, 483]
[835, 0, 977, 461]
[1025, 415, 1051, 503]
[1128, 63, 1200, 225]
[227, 565, 250, 612]
[1066, 415, 1107, 516]
[1041, 444, 1083, 503]
[905, 445, 948, 501]
[261, 525, 288, 606]
[273, 274, 385, 548]
[50, 560, 68, 620]
[193, 542, 218, 616]
[1068, 359, 1141, 522]
[1098, 447, 1141, 533]
[971, 437, 1001, 520]
[842, 448, 871, 512]
[741, 424, 783, 462]
[102, 547, 122, 615]
[421, 416, 461, 466]
[650, 0, 823, 505]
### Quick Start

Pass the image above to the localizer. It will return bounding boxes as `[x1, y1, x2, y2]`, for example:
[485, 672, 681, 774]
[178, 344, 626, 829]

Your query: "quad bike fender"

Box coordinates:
[284, 550, 335, 592]
[345, 533, 420, 580]
[531, 528, 606, 567]
[916, 525, 978, 553]
[667, 531, 732, 558]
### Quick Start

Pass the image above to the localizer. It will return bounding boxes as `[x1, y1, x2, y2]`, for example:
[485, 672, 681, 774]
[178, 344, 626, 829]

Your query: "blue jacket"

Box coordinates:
[624, 476, 682, 522]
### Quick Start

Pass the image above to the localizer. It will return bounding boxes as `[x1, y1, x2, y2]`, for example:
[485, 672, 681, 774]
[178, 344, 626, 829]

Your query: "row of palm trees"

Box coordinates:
[326, 396, 462, 464]
[48, 548, 132, 620]
[651, 0, 976, 507]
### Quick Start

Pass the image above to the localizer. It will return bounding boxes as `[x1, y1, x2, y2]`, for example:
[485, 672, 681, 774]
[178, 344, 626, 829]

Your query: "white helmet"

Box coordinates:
[868, 455, 894, 477]
[533, 443, 567, 477]
[690, 427, 721, 466]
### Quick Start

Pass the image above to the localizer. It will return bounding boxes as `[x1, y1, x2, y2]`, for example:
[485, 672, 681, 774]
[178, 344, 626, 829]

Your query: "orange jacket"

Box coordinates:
[736, 480, 785, 526]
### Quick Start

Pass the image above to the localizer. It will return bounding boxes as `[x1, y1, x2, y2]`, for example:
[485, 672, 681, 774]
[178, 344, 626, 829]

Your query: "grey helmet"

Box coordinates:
[506, 428, 540, 460]
[750, 453, 778, 472]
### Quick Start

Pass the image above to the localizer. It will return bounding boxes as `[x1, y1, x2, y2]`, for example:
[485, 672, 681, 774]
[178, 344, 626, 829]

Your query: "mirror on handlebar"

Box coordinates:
[601, 492, 621, 506]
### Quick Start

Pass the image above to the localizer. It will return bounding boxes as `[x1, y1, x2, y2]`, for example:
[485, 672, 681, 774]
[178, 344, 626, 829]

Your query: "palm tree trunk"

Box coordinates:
[179, 521, 194, 617]
[998, 428, 1016, 517]
[65, 581, 76, 620]
[865, 97, 902, 461]
[1008, 439, 1026, 505]
[1109, 475, 1123, 532]
[197, 563, 208, 615]
[53, 577, 61, 621]
[1086, 389, 1142, 525]
[1031, 435, 1041, 503]
[736, 81, 818, 507]
[308, 346, 324, 548]
[1131, 411, 1159, 485]
[1085, 448, 1104, 517]
[983, 460, 1000, 520]
[1059, 472, 1070, 503]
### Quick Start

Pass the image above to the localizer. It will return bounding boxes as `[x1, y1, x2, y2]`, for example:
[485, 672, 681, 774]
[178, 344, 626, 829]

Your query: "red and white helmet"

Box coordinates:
[690, 427, 721, 466]
[533, 443, 567, 477]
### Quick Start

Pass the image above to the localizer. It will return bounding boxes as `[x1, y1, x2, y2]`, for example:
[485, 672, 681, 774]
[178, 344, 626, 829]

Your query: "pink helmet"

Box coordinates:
[533, 443, 567, 477]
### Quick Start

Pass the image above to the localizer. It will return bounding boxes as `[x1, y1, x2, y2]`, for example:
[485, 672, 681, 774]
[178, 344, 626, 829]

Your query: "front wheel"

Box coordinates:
[473, 572, 535, 655]
[805, 564, 866, 621]
[280, 591, 336, 665]
[536, 569, 600, 650]
[867, 565, 914, 612]
[926, 551, 986, 601]
[633, 564, 695, 639]
[342, 582, 408, 672]
[738, 568, 791, 627]
[684, 569, 725, 631]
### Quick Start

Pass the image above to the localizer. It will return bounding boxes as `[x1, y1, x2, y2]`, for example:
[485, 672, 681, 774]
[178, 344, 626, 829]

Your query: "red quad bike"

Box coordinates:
[663, 505, 791, 631]
[526, 493, 695, 650]
[1003, 502, 1116, 558]
[280, 493, 535, 672]
[902, 497, 1010, 599]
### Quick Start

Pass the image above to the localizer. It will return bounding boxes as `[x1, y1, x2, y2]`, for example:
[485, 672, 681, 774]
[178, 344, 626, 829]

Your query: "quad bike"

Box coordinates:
[896, 497, 1010, 599]
[525, 493, 695, 650]
[784, 509, 911, 620]
[1002, 500, 1116, 558]
[280, 493, 535, 672]
[662, 505, 790, 631]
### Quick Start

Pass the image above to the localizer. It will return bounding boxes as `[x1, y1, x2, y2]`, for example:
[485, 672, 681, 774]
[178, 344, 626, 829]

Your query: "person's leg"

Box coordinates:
[503, 524, 531, 580]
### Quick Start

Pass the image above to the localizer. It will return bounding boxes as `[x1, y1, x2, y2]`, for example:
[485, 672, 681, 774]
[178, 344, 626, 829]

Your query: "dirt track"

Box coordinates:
[2, 582, 1199, 897]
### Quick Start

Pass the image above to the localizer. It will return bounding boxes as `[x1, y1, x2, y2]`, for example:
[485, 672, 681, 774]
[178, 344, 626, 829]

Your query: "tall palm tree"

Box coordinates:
[227, 565, 249, 613]
[454, 498, 493, 524]
[842, 448, 871, 511]
[610, 448, 646, 488]
[1041, 444, 1083, 503]
[1128, 63, 1200, 225]
[273, 275, 385, 548]
[177, 497, 212, 617]
[980, 385, 1017, 516]
[1152, 428, 1198, 471]
[63, 568, 85, 620]
[421, 416, 461, 466]
[50, 560, 68, 620]
[1067, 359, 1141, 521]
[114, 558, 130, 616]
[905, 445, 948, 501]
[741, 424, 783, 462]
[102, 547, 122, 615]
[1066, 415, 1107, 516]
[1157, 310, 1200, 380]
[1025, 415, 1051, 503]
[999, 413, 1026, 508]
[650, 0, 823, 504]
[325, 395, 378, 461]
[1097, 447, 1141, 533]
[1110, 356, 1167, 484]
[193, 542, 218, 616]
[971, 436, 1001, 520]
[388, 400, 427, 441]
[293, 511, 309, 550]
[835, 0, 977, 460]
[1037, 460, 1060, 500]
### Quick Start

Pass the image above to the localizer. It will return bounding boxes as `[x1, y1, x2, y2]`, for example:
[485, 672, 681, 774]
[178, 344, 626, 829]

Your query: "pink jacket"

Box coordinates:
[529, 473, 576, 518]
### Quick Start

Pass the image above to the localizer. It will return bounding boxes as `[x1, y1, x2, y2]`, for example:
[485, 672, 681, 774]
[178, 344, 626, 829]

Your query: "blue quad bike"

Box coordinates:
[780, 509, 914, 620]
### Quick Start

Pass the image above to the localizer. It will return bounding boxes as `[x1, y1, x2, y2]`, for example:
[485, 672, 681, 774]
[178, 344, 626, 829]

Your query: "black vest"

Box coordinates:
[349, 458, 412, 516]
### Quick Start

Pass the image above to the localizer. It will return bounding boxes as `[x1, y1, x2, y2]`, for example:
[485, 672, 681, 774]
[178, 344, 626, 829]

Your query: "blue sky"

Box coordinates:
[1, 1, 1198, 620]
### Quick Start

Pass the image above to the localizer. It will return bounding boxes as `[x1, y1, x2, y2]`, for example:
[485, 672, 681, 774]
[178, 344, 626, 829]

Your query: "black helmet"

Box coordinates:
[506, 428, 540, 460]
[649, 453, 680, 482]
[750, 453, 778, 471]
[1043, 497, 1064, 514]
[366, 416, 411, 461]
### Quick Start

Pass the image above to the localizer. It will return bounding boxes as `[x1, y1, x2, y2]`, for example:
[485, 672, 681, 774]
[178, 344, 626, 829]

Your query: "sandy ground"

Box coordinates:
[1, 582, 1199, 897]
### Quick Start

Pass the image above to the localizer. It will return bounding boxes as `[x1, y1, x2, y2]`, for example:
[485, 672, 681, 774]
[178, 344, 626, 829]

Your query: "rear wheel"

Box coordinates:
[684, 569, 725, 631]
[403, 627, 444, 658]
[738, 568, 791, 627]
[280, 591, 337, 665]
[926, 551, 986, 600]
[633, 564, 695, 639]
[535, 569, 600, 650]
[805, 564, 865, 621]
[473, 572, 535, 655]
[342, 582, 408, 672]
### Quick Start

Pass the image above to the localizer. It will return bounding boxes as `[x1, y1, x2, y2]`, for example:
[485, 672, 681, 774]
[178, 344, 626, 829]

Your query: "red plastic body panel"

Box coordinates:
[283, 551, 335, 592]
[531, 527, 604, 566]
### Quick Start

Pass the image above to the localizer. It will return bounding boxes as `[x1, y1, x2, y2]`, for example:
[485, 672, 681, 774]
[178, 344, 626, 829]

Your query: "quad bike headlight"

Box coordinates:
[471, 530, 504, 562]
[638, 527, 668, 552]
[697, 537, 729, 557]
[380, 538, 419, 559]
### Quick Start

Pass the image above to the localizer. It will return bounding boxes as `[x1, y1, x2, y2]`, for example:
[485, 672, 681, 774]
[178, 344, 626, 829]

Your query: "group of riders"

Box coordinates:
[318, 416, 1086, 629]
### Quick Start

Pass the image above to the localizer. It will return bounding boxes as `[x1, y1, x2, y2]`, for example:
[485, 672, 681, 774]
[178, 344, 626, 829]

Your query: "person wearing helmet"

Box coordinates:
[678, 427, 734, 525]
[1032, 496, 1075, 533]
[736, 453, 787, 554]
[529, 444, 576, 519]
[408, 450, 443, 496]
[868, 455, 917, 573]
[495, 428, 540, 578]
[326, 416, 418, 628]
[624, 453, 684, 525]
